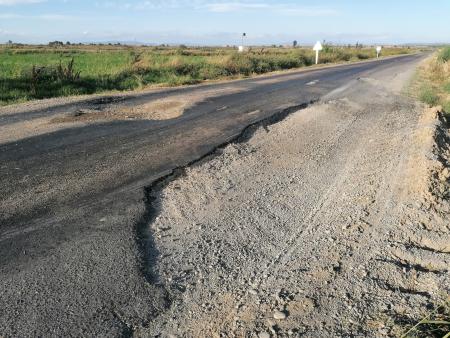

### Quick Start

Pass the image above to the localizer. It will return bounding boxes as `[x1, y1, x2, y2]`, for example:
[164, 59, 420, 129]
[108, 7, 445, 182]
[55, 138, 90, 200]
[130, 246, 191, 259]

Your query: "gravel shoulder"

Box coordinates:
[142, 68, 449, 337]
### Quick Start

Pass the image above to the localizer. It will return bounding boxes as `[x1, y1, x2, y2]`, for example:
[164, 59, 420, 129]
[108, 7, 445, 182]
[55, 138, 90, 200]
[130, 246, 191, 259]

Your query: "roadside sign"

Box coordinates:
[376, 46, 382, 58]
[313, 41, 323, 51]
[313, 41, 323, 64]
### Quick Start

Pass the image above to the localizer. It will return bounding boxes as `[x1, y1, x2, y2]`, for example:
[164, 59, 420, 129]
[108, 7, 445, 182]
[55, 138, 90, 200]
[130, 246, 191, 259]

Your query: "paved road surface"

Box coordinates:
[0, 54, 427, 336]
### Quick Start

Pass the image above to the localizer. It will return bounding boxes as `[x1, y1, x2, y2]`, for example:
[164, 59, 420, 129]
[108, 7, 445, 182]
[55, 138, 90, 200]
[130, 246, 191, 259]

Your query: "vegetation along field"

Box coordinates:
[416, 47, 450, 117]
[0, 44, 415, 105]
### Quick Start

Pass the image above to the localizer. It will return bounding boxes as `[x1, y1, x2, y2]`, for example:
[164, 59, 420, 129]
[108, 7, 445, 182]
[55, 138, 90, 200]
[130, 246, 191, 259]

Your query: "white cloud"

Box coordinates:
[204, 3, 269, 12]
[0, 12, 75, 19]
[95, 0, 200, 10]
[0, 13, 22, 18]
[0, 0, 45, 5]
[277, 7, 339, 17]
[203, 2, 339, 16]
[94, 1, 338, 16]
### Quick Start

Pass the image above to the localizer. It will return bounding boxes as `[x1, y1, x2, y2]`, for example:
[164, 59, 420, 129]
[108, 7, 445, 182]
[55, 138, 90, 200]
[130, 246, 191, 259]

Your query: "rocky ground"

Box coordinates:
[140, 72, 450, 337]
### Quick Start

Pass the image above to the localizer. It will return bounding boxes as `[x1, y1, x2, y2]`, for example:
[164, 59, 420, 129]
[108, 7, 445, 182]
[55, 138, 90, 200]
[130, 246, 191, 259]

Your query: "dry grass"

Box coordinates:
[401, 298, 450, 338]
[414, 48, 450, 116]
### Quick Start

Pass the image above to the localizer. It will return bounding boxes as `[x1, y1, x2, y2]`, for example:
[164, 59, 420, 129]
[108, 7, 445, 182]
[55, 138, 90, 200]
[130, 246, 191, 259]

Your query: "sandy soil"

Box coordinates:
[0, 86, 245, 144]
[141, 74, 449, 337]
[51, 86, 244, 124]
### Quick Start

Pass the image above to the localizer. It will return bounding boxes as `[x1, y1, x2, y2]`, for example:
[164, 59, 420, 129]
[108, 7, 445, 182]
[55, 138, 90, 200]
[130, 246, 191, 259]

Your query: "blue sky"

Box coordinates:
[0, 0, 449, 45]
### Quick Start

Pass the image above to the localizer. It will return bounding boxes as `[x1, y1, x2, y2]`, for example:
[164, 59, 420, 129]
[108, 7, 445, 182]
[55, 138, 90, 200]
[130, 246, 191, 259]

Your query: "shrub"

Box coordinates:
[356, 52, 370, 60]
[174, 62, 198, 76]
[224, 54, 253, 75]
[441, 101, 450, 118]
[419, 86, 440, 106]
[444, 82, 450, 93]
[56, 58, 81, 82]
[438, 47, 450, 63]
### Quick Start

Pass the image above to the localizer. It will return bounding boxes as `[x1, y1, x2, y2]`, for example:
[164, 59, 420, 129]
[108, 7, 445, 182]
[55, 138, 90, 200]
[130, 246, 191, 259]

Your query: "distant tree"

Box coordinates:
[48, 40, 64, 47]
[7, 40, 13, 45]
[293, 40, 298, 48]
[66, 41, 71, 45]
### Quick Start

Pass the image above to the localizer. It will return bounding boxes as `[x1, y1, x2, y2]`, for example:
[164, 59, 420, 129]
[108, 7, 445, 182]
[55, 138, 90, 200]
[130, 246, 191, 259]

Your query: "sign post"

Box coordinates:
[238, 33, 246, 53]
[376, 46, 382, 58]
[313, 41, 323, 65]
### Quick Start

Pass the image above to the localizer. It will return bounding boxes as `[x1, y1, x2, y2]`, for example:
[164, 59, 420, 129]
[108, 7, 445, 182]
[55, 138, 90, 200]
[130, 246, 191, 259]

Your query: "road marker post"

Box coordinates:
[313, 41, 323, 65]
[376, 46, 382, 58]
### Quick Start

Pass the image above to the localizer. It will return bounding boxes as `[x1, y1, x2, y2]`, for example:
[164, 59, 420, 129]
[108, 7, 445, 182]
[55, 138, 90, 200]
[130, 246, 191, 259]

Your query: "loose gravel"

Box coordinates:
[141, 75, 450, 337]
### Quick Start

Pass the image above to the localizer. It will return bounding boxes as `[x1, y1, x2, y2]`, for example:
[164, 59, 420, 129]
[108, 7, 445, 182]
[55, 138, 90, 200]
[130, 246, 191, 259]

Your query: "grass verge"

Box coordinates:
[402, 47, 450, 338]
[414, 47, 450, 117]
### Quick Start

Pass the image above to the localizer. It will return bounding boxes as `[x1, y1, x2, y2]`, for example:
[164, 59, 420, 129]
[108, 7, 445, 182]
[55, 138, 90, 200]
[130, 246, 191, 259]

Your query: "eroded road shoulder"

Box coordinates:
[142, 77, 450, 337]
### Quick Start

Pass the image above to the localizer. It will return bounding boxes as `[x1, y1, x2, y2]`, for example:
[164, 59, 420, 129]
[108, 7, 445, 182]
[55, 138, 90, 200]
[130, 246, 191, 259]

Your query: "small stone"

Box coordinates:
[273, 310, 287, 320]
[258, 332, 270, 338]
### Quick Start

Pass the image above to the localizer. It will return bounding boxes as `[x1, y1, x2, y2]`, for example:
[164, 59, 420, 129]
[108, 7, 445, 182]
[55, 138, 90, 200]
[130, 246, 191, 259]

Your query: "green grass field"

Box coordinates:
[0, 44, 415, 105]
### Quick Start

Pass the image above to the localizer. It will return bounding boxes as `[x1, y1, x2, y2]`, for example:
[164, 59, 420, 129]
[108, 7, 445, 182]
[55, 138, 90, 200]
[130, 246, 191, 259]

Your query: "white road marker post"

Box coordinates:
[313, 41, 323, 65]
[376, 46, 382, 58]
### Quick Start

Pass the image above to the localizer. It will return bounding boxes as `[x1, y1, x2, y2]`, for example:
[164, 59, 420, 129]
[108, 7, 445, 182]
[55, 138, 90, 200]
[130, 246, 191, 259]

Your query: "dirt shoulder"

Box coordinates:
[141, 67, 449, 337]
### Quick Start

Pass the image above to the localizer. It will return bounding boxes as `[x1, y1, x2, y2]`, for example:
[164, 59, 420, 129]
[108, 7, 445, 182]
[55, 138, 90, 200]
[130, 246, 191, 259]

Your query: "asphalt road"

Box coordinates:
[0, 53, 426, 336]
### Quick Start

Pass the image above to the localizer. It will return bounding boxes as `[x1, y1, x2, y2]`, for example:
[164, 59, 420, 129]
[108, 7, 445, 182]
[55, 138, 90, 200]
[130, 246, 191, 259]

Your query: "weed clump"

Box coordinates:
[438, 47, 450, 63]
[420, 85, 440, 106]
[401, 298, 450, 338]
[416, 47, 450, 114]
